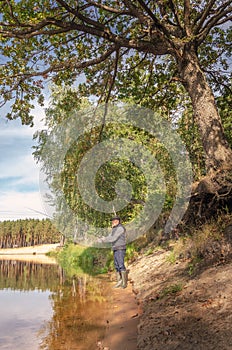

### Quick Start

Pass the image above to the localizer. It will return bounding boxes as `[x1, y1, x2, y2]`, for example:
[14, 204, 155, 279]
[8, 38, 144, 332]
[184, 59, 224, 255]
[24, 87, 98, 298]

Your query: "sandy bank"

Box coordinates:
[0, 243, 60, 264]
[128, 248, 232, 350]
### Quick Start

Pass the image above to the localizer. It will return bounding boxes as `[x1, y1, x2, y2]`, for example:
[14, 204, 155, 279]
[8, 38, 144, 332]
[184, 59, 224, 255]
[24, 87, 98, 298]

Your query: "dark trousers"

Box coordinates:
[113, 249, 126, 272]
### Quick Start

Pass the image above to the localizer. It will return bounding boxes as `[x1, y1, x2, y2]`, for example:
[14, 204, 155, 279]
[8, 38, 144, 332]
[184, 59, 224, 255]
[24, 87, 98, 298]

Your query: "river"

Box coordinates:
[0, 258, 110, 350]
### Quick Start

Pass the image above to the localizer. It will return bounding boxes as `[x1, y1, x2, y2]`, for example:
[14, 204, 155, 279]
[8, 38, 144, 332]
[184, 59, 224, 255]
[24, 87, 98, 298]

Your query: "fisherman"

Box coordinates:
[99, 216, 127, 289]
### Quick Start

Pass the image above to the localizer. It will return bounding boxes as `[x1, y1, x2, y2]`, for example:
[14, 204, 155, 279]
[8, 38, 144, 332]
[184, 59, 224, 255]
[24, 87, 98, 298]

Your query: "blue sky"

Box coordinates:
[0, 105, 48, 221]
[0, 73, 87, 222]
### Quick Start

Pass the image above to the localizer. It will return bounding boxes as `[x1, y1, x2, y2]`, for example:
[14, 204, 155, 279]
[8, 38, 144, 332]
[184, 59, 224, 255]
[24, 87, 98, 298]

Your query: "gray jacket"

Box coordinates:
[103, 223, 126, 250]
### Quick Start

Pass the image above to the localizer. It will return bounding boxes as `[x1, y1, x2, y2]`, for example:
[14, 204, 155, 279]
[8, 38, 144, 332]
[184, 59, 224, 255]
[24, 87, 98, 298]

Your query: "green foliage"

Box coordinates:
[125, 243, 139, 263]
[57, 243, 113, 276]
[176, 107, 205, 179]
[56, 242, 139, 276]
[187, 257, 203, 276]
[217, 90, 232, 148]
[0, 0, 231, 131]
[144, 247, 154, 256]
[56, 243, 86, 276]
[1, 2, 230, 239]
[34, 86, 183, 239]
[78, 246, 113, 275]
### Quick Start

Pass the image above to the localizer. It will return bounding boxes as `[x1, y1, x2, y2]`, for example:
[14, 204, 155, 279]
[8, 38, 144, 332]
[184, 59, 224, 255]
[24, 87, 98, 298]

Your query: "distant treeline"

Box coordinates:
[0, 218, 61, 248]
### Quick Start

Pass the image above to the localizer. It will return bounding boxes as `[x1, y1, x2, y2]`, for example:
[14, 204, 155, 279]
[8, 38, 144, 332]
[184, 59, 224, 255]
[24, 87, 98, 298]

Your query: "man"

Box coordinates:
[99, 217, 127, 289]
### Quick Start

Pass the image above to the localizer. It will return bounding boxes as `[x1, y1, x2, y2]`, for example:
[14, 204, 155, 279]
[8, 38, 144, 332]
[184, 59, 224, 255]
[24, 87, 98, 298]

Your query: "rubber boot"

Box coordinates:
[113, 272, 122, 288]
[121, 270, 127, 289]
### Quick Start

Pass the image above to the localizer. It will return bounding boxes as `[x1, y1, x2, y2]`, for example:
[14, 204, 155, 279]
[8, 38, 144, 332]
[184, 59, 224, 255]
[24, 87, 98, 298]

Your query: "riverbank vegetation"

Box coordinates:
[49, 241, 139, 276]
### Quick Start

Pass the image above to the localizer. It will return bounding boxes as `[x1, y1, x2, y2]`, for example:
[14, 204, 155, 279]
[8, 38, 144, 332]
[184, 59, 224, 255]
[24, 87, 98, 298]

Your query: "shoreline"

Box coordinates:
[0, 243, 60, 254]
[0, 243, 60, 264]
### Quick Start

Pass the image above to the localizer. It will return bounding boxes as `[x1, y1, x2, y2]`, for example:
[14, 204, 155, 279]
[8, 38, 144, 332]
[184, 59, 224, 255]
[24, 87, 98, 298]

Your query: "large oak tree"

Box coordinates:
[0, 0, 231, 174]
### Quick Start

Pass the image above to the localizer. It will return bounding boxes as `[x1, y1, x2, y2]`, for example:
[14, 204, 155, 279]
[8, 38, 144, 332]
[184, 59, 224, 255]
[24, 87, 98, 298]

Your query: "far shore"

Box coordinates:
[0, 243, 60, 264]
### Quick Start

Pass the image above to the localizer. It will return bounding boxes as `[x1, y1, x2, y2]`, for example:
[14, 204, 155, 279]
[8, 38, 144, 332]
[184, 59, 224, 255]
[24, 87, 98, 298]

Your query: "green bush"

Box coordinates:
[56, 242, 139, 276]
[56, 244, 113, 276]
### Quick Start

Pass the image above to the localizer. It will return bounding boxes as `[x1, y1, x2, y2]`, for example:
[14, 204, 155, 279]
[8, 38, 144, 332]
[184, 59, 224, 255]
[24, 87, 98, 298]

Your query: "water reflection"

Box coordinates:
[0, 260, 61, 291]
[0, 260, 109, 350]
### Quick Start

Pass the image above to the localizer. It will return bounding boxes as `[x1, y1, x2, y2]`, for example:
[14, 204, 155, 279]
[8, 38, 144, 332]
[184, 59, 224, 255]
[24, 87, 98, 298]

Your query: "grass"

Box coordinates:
[166, 250, 177, 264]
[159, 283, 183, 298]
[56, 243, 112, 276]
[144, 247, 154, 256]
[163, 213, 232, 275]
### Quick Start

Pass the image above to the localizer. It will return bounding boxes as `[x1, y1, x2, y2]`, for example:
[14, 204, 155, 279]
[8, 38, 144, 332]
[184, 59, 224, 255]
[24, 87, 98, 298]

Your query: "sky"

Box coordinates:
[0, 73, 87, 223]
[0, 104, 48, 221]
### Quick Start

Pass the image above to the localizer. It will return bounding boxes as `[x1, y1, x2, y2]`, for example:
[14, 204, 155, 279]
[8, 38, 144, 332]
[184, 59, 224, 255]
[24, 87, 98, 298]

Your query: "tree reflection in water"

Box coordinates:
[0, 260, 110, 350]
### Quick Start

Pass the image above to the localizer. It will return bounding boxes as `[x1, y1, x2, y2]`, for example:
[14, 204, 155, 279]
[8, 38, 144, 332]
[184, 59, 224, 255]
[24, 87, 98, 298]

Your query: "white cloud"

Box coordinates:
[0, 102, 49, 221]
[0, 191, 48, 221]
[0, 153, 38, 180]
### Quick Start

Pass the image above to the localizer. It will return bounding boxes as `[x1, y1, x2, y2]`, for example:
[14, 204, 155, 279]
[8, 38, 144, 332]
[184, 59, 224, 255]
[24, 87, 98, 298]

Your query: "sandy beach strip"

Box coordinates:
[0, 243, 60, 264]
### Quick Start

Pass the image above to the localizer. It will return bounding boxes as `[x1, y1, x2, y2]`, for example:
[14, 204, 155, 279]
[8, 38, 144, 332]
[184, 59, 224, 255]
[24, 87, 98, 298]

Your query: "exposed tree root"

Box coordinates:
[182, 168, 232, 228]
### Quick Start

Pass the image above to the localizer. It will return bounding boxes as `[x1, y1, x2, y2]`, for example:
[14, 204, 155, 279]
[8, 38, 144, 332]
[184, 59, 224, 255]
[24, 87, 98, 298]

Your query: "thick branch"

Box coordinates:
[184, 0, 191, 35]
[217, 15, 232, 25]
[1, 14, 171, 55]
[0, 17, 72, 37]
[121, 0, 149, 23]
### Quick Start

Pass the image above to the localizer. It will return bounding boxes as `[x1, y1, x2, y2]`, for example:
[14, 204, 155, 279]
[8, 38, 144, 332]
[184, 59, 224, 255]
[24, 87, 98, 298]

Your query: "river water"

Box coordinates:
[0, 259, 110, 350]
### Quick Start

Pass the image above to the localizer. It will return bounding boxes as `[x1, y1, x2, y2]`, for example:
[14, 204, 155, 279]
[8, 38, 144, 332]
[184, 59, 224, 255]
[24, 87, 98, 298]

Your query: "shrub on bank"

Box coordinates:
[56, 242, 139, 276]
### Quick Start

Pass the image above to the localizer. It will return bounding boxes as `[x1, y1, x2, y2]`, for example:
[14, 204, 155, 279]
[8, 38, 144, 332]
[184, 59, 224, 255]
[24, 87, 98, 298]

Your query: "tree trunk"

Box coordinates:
[177, 46, 232, 173]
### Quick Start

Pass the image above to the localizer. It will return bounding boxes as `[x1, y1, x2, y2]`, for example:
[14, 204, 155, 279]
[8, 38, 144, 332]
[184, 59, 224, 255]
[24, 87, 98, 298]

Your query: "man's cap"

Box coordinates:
[111, 216, 120, 221]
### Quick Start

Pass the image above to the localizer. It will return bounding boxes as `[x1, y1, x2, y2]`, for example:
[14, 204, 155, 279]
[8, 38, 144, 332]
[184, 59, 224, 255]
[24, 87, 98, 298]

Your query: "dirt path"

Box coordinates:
[98, 278, 140, 350]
